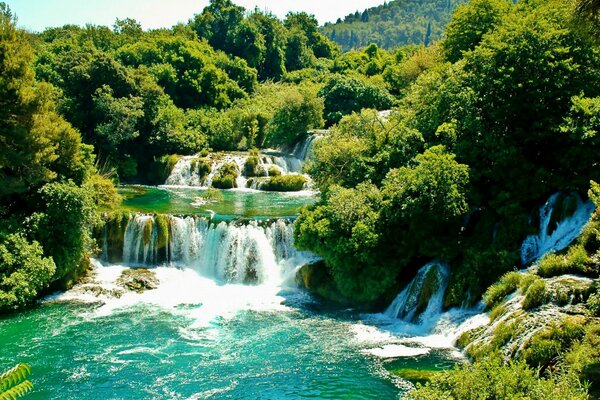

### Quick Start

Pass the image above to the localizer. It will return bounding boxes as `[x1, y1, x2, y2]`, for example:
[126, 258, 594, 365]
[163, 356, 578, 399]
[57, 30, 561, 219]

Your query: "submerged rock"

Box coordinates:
[78, 285, 124, 299]
[117, 269, 159, 293]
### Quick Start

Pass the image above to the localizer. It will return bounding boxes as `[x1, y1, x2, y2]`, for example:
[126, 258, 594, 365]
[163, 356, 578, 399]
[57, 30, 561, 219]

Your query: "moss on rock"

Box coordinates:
[261, 174, 307, 192]
[296, 261, 354, 305]
[117, 268, 159, 293]
[212, 162, 239, 189]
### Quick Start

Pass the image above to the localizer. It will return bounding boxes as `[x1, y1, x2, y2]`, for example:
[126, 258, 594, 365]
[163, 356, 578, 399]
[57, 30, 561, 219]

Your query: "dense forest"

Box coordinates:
[1, 0, 600, 397]
[321, 0, 466, 51]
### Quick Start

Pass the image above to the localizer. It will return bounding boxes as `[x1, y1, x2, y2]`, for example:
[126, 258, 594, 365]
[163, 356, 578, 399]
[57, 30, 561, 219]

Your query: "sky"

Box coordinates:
[5, 0, 386, 32]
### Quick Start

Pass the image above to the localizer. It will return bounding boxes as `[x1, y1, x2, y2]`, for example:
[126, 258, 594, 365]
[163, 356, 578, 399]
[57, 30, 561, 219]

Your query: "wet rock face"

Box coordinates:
[117, 269, 159, 293]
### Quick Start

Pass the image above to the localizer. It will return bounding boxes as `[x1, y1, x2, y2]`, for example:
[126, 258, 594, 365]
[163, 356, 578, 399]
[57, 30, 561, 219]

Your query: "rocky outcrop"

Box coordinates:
[116, 269, 159, 293]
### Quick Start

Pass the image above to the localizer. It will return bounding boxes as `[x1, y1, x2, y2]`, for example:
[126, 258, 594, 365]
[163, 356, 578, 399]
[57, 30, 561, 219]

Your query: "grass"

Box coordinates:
[522, 279, 548, 310]
[390, 368, 441, 385]
[483, 271, 522, 309]
[538, 245, 591, 277]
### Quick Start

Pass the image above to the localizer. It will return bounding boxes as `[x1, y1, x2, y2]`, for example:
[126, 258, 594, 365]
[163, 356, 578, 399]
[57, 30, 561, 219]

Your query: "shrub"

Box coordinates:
[483, 271, 522, 309]
[212, 162, 239, 189]
[522, 279, 548, 310]
[524, 317, 586, 371]
[406, 353, 589, 400]
[538, 245, 592, 277]
[268, 166, 282, 176]
[31, 181, 97, 286]
[261, 174, 308, 192]
[538, 253, 567, 277]
[0, 233, 56, 312]
[588, 292, 600, 316]
[243, 156, 260, 177]
[191, 158, 211, 183]
[565, 322, 600, 395]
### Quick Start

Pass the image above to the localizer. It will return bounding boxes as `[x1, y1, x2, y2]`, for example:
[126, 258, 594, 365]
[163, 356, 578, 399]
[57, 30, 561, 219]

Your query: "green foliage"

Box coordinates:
[319, 75, 394, 126]
[243, 155, 260, 177]
[522, 279, 548, 310]
[297, 146, 468, 303]
[29, 181, 98, 286]
[211, 162, 239, 189]
[383, 45, 442, 95]
[264, 84, 324, 147]
[538, 245, 593, 278]
[268, 167, 281, 177]
[523, 316, 587, 372]
[407, 353, 590, 400]
[0, 234, 56, 312]
[0, 7, 115, 311]
[587, 290, 600, 317]
[321, 0, 467, 51]
[565, 322, 600, 395]
[261, 175, 308, 192]
[0, 363, 33, 400]
[307, 109, 424, 190]
[443, 0, 511, 62]
[482, 271, 522, 309]
[0, 12, 89, 196]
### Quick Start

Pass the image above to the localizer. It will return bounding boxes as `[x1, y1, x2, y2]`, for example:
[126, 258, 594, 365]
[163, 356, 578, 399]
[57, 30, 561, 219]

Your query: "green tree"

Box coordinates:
[189, 0, 244, 53]
[443, 0, 511, 62]
[0, 234, 55, 311]
[319, 75, 394, 125]
[265, 85, 324, 146]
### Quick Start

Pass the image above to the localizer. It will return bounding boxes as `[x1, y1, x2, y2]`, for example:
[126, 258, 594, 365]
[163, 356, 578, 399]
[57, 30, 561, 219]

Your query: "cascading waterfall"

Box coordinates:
[104, 214, 312, 286]
[292, 134, 318, 161]
[164, 135, 320, 188]
[520, 193, 594, 264]
[385, 262, 449, 325]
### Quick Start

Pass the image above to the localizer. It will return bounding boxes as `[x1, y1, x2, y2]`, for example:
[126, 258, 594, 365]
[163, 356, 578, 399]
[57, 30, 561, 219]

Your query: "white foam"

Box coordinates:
[361, 344, 431, 358]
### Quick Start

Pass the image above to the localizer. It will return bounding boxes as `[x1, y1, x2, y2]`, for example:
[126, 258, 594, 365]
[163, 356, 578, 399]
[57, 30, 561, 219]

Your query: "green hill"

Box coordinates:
[321, 0, 466, 51]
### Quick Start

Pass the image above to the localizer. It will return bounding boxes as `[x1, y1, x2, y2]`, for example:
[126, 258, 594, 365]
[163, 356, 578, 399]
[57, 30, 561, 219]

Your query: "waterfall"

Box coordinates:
[164, 150, 315, 189]
[104, 214, 311, 285]
[520, 193, 594, 264]
[292, 134, 318, 161]
[385, 261, 449, 324]
[165, 157, 204, 186]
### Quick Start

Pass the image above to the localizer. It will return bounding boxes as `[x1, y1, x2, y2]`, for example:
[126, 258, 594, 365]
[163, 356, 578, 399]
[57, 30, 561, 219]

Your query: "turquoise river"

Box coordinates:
[0, 186, 483, 399]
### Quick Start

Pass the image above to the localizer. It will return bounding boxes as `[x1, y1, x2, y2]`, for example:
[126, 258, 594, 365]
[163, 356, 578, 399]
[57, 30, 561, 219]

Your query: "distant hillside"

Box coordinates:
[321, 0, 466, 51]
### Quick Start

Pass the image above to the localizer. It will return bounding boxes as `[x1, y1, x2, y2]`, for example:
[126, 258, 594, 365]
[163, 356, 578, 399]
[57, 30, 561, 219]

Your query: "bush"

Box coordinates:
[0, 233, 56, 312]
[406, 353, 589, 400]
[524, 317, 586, 371]
[28, 181, 98, 286]
[565, 322, 600, 395]
[588, 292, 600, 316]
[243, 156, 260, 177]
[538, 245, 592, 277]
[483, 271, 522, 309]
[261, 174, 307, 192]
[522, 279, 548, 310]
[212, 162, 239, 189]
[268, 166, 282, 176]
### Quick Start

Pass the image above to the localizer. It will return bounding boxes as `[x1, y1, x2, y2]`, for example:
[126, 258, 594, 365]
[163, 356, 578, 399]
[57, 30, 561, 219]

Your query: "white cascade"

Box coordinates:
[385, 261, 449, 324]
[115, 214, 312, 285]
[520, 193, 594, 264]
[165, 156, 205, 186]
[164, 150, 316, 189]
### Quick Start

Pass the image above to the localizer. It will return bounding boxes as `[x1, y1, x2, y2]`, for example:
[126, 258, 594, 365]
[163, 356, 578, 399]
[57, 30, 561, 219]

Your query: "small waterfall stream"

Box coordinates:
[385, 261, 449, 324]
[520, 193, 594, 264]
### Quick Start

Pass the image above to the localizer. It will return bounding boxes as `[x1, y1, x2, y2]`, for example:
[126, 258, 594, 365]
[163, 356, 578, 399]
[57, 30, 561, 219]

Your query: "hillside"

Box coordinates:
[321, 0, 466, 51]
